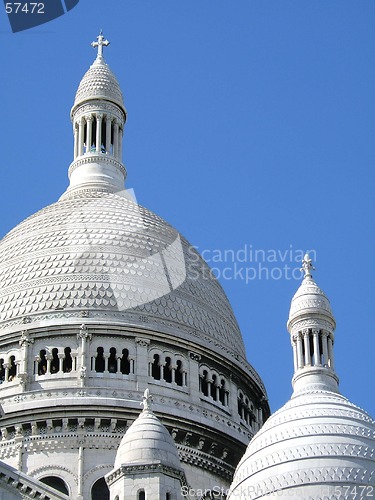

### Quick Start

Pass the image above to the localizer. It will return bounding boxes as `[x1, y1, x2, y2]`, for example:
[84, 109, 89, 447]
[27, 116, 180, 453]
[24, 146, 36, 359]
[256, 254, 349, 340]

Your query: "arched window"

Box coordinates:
[201, 370, 209, 397]
[8, 356, 17, 381]
[163, 357, 172, 383]
[138, 490, 146, 500]
[108, 347, 117, 373]
[91, 477, 109, 500]
[175, 360, 183, 386]
[38, 350, 47, 375]
[51, 348, 59, 374]
[0, 359, 4, 383]
[121, 348, 130, 375]
[63, 347, 72, 373]
[151, 354, 161, 380]
[166, 493, 171, 500]
[40, 476, 69, 495]
[95, 347, 105, 373]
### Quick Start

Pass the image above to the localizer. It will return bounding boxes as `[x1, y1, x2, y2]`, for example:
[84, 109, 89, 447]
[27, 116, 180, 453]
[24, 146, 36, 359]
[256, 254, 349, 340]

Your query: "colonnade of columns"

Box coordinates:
[293, 328, 334, 371]
[73, 113, 123, 160]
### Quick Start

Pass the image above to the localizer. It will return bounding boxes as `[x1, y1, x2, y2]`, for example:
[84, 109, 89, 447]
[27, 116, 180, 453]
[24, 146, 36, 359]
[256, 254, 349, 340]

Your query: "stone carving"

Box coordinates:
[141, 388, 153, 411]
[19, 330, 34, 347]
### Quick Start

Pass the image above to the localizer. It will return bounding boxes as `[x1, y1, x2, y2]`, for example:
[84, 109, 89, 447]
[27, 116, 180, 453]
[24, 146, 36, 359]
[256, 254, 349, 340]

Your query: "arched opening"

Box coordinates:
[95, 347, 105, 373]
[0, 359, 4, 383]
[121, 348, 130, 375]
[238, 392, 244, 417]
[151, 354, 160, 380]
[8, 356, 17, 381]
[91, 477, 109, 500]
[219, 379, 226, 406]
[40, 476, 69, 495]
[38, 350, 47, 375]
[108, 347, 117, 373]
[201, 370, 209, 397]
[51, 348, 59, 374]
[63, 347, 72, 373]
[138, 490, 146, 500]
[163, 356, 172, 383]
[175, 360, 183, 386]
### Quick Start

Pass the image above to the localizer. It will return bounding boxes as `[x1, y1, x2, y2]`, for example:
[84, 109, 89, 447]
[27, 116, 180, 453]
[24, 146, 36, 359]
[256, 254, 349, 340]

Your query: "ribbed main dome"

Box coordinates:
[73, 58, 125, 112]
[0, 190, 246, 358]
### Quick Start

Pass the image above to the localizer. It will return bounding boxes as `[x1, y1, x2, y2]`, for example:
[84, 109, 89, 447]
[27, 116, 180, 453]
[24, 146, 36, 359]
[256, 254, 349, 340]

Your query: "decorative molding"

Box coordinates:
[106, 463, 188, 487]
[19, 331, 34, 347]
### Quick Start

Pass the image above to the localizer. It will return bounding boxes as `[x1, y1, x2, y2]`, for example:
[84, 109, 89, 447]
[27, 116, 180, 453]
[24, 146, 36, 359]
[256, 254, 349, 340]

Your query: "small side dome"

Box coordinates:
[287, 253, 335, 332]
[73, 57, 125, 113]
[114, 409, 182, 470]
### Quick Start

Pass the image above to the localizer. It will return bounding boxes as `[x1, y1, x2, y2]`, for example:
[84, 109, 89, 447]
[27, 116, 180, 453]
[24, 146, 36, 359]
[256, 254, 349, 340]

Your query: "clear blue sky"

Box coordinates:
[2, 1, 374, 417]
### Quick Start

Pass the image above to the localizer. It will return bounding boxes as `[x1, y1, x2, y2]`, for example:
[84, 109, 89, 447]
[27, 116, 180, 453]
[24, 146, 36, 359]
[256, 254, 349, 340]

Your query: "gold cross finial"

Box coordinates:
[91, 31, 110, 59]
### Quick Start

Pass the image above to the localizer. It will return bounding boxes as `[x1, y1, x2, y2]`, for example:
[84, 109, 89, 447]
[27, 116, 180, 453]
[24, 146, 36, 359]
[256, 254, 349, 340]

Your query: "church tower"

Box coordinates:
[229, 255, 375, 499]
[66, 31, 127, 195]
[106, 390, 187, 499]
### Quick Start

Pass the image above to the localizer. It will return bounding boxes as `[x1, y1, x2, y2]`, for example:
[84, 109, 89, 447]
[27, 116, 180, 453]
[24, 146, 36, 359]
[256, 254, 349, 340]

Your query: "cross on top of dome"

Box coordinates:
[300, 252, 315, 278]
[91, 30, 110, 59]
[141, 388, 153, 412]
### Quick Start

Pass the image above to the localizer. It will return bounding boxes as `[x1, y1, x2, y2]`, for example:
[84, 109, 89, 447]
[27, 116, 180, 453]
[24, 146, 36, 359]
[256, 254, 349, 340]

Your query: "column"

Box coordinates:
[292, 340, 297, 372]
[105, 116, 112, 153]
[113, 119, 119, 158]
[188, 352, 201, 402]
[96, 114, 103, 153]
[77, 445, 84, 500]
[118, 126, 123, 160]
[207, 378, 213, 399]
[78, 117, 84, 157]
[303, 329, 311, 366]
[135, 338, 150, 387]
[215, 383, 220, 401]
[77, 324, 92, 387]
[327, 334, 334, 369]
[58, 353, 64, 372]
[322, 330, 329, 368]
[46, 355, 52, 374]
[4, 364, 9, 382]
[86, 116, 93, 153]
[171, 365, 177, 385]
[19, 331, 34, 392]
[296, 333, 304, 369]
[74, 125, 78, 159]
[312, 329, 321, 366]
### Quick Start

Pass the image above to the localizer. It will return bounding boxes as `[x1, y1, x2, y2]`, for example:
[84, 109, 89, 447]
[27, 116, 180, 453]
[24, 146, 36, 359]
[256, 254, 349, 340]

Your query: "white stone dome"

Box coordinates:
[73, 57, 125, 113]
[229, 388, 375, 499]
[288, 274, 335, 331]
[0, 189, 246, 358]
[114, 409, 182, 470]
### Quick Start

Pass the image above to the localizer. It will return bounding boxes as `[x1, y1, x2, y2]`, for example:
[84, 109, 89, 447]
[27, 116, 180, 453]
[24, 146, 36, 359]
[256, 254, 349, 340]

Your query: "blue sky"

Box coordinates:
[1, 1, 374, 418]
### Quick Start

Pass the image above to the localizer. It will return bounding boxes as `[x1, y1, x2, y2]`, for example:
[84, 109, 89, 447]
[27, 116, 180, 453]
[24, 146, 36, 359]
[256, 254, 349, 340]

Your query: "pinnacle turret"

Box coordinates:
[62, 33, 127, 198]
[288, 254, 339, 394]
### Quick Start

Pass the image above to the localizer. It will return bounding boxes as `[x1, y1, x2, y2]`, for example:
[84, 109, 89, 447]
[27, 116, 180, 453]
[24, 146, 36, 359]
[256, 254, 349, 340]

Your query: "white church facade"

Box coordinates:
[0, 34, 373, 499]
